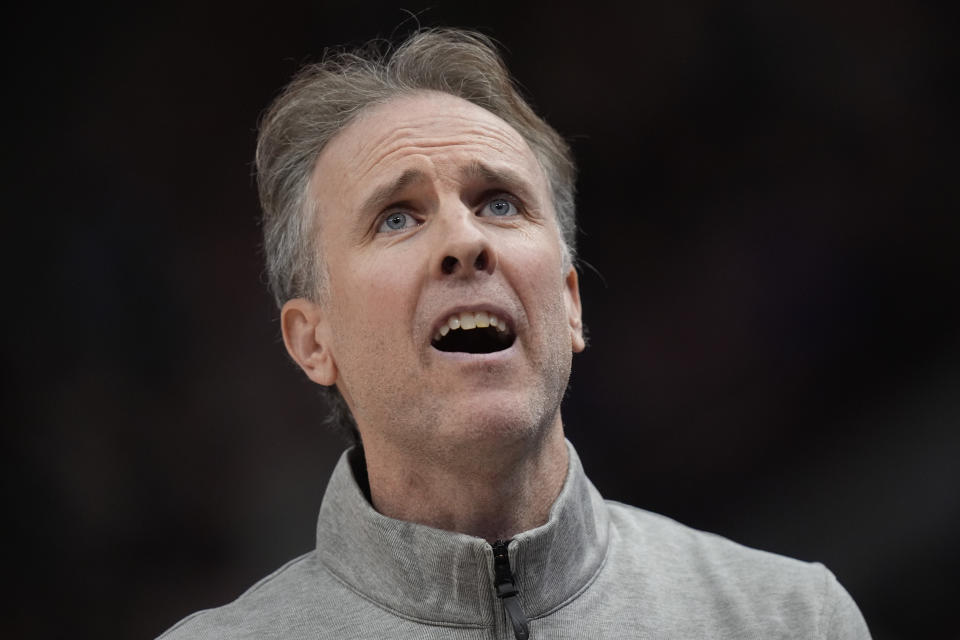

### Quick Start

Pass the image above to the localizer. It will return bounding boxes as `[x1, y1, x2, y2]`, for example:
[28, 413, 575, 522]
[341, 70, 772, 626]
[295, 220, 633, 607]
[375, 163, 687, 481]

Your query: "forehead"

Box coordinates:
[310, 92, 548, 208]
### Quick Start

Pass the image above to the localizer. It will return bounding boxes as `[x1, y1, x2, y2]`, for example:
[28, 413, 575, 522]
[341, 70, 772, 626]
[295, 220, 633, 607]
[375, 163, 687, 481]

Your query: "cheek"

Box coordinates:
[509, 236, 565, 301]
[329, 254, 421, 351]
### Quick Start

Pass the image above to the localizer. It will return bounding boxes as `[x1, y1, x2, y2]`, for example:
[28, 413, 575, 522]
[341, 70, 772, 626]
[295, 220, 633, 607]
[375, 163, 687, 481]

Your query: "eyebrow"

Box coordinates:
[359, 168, 429, 216]
[459, 161, 536, 201]
[356, 161, 538, 223]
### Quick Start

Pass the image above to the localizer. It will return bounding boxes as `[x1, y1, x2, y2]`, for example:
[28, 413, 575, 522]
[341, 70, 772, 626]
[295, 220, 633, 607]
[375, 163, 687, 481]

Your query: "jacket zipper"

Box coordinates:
[492, 539, 529, 640]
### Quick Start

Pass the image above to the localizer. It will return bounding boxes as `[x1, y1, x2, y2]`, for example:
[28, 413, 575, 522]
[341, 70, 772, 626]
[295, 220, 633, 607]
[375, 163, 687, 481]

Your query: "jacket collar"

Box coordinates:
[315, 440, 610, 625]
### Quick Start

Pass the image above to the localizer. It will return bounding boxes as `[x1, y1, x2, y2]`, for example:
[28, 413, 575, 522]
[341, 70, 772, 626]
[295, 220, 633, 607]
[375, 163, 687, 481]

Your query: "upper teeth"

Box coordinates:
[434, 311, 509, 342]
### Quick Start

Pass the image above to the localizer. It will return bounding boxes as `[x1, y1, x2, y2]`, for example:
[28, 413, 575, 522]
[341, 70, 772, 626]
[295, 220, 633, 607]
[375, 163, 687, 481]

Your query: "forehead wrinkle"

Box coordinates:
[321, 94, 550, 222]
[371, 111, 529, 151]
[346, 110, 534, 177]
[351, 138, 535, 196]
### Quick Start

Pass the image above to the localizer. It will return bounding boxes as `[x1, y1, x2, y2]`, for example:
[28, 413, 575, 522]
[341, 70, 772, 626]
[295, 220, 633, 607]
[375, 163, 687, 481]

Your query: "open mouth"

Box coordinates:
[431, 310, 516, 354]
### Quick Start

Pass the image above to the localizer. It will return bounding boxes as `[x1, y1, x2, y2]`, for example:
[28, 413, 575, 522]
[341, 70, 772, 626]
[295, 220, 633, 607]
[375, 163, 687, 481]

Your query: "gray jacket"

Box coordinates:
[160, 442, 871, 639]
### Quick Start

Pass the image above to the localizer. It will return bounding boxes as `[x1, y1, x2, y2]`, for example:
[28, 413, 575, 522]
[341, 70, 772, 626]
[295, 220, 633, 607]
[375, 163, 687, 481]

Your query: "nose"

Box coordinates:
[436, 207, 497, 278]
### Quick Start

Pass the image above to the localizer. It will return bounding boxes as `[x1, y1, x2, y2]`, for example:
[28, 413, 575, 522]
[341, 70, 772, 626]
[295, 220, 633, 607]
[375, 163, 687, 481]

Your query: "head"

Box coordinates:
[256, 29, 582, 445]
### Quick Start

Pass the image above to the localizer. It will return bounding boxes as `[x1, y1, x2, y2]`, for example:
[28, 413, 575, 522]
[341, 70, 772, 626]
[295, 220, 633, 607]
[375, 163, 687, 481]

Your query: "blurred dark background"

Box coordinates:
[5, 1, 958, 638]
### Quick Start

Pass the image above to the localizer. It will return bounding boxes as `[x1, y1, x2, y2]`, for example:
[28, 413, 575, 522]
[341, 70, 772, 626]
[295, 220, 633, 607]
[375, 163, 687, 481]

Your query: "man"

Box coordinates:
[161, 29, 871, 639]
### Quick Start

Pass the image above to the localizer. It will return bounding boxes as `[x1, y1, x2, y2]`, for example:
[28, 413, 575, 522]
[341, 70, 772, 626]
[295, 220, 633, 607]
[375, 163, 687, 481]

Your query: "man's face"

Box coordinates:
[304, 92, 584, 455]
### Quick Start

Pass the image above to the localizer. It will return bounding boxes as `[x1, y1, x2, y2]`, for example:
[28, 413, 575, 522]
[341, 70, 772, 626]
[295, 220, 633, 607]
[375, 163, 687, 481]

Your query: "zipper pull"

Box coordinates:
[492, 540, 529, 640]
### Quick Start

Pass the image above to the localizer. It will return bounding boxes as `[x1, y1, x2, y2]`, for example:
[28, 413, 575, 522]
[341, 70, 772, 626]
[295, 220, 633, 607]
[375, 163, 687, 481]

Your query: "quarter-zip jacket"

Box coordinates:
[160, 441, 871, 639]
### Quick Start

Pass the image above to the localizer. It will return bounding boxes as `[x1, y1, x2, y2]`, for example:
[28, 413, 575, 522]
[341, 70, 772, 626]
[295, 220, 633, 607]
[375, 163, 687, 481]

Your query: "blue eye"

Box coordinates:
[483, 198, 517, 217]
[378, 211, 416, 232]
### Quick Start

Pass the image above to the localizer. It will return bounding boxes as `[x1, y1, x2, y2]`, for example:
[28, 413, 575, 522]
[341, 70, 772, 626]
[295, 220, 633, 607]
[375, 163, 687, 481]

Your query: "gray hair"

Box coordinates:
[255, 28, 578, 439]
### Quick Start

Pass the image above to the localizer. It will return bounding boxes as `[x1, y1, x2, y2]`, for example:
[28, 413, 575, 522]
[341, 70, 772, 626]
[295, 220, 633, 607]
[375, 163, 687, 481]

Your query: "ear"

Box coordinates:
[564, 267, 586, 353]
[281, 298, 338, 386]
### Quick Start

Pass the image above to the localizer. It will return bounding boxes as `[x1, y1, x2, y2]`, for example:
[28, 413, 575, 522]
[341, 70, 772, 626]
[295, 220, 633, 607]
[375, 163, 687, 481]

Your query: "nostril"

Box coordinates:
[441, 256, 458, 275]
[474, 250, 488, 271]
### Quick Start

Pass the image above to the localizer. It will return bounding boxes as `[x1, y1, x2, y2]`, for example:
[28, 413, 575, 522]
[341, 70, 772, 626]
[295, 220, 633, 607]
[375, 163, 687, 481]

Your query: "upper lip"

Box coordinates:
[429, 303, 517, 341]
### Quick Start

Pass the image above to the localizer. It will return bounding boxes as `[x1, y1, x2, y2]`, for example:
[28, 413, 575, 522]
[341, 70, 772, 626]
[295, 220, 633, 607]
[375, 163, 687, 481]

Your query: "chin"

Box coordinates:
[360, 384, 564, 459]
[435, 392, 560, 449]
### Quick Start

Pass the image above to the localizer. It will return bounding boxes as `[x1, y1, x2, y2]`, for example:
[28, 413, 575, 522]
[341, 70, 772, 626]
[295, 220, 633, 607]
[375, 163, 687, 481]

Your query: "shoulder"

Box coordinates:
[602, 501, 871, 639]
[156, 551, 359, 640]
[605, 500, 818, 581]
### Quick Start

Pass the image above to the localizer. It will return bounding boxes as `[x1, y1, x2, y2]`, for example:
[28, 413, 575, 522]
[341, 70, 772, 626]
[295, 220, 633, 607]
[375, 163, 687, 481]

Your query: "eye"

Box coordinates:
[480, 197, 518, 218]
[377, 211, 418, 233]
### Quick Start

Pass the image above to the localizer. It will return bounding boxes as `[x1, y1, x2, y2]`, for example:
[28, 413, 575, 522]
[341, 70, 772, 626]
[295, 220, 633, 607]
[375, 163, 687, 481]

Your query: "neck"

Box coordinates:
[361, 422, 569, 542]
